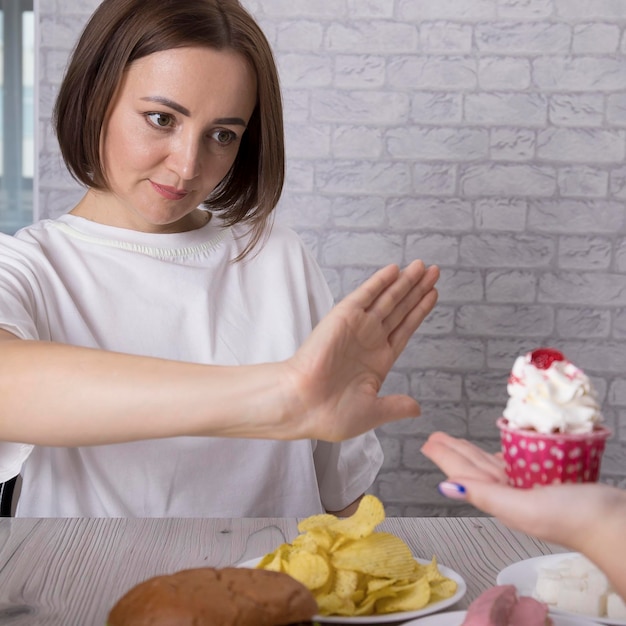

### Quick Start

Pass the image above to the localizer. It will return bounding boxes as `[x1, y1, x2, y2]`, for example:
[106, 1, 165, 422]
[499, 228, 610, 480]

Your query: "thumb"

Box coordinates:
[370, 395, 422, 428]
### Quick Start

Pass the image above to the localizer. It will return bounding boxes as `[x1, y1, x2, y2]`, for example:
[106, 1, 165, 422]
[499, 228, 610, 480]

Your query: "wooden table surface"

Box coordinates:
[0, 516, 567, 625]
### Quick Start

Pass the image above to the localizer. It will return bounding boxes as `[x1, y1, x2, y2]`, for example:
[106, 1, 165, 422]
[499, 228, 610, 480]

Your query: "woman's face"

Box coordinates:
[82, 46, 257, 233]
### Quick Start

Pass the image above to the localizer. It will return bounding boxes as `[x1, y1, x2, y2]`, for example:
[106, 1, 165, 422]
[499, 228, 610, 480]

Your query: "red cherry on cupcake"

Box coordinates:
[530, 347, 565, 370]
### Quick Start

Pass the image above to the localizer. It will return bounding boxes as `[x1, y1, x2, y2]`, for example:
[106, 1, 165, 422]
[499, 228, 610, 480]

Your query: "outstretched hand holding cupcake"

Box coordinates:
[421, 432, 626, 601]
[421, 347, 626, 601]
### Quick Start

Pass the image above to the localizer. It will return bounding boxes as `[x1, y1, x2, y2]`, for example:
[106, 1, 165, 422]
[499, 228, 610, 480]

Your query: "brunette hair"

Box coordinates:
[54, 0, 284, 257]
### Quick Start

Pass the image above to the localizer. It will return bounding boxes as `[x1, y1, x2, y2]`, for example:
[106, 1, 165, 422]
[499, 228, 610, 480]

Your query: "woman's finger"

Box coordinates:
[422, 432, 507, 483]
[340, 264, 401, 311]
[387, 285, 439, 355]
[367, 260, 429, 322]
[383, 264, 440, 338]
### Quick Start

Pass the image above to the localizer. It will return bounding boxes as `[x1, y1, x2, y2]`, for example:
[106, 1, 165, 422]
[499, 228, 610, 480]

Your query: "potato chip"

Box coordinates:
[256, 543, 289, 572]
[430, 577, 458, 601]
[352, 588, 366, 605]
[352, 591, 390, 615]
[422, 556, 454, 585]
[375, 576, 431, 613]
[326, 494, 385, 540]
[305, 527, 334, 552]
[366, 577, 396, 593]
[292, 531, 321, 554]
[331, 532, 415, 578]
[285, 550, 330, 590]
[316, 592, 356, 616]
[297, 513, 337, 533]
[353, 580, 403, 615]
[333, 568, 360, 599]
[255, 495, 458, 618]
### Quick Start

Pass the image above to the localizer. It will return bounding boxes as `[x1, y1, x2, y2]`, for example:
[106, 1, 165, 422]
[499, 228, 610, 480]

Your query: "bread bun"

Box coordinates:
[107, 566, 318, 625]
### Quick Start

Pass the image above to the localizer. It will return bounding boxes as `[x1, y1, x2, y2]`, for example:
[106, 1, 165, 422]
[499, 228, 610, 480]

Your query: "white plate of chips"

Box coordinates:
[238, 556, 466, 624]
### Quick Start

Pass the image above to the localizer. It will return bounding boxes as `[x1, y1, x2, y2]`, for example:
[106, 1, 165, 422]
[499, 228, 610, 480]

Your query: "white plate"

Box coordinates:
[237, 556, 466, 624]
[497, 552, 624, 625]
[402, 609, 601, 625]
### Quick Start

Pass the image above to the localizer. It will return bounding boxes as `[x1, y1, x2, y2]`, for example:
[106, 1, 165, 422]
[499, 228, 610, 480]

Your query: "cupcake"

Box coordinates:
[497, 347, 611, 489]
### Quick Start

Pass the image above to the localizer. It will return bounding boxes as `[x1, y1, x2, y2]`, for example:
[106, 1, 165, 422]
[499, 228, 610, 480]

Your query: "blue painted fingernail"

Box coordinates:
[438, 481, 467, 500]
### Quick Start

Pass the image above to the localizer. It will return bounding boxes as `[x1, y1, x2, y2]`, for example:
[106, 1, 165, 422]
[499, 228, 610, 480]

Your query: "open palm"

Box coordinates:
[284, 261, 439, 441]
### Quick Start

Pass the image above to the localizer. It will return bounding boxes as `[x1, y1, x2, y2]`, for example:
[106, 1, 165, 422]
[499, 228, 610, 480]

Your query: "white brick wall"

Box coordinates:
[38, 0, 626, 516]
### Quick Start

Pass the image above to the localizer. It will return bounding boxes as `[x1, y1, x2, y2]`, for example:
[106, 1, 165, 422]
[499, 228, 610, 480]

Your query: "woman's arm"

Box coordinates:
[421, 431, 626, 599]
[0, 260, 438, 445]
[327, 495, 363, 517]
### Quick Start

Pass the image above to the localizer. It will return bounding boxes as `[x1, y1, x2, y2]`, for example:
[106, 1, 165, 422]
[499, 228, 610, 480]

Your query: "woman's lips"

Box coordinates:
[150, 181, 189, 200]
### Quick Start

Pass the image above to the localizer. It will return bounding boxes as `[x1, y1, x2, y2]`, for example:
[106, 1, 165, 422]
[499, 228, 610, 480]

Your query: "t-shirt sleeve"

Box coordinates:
[0, 234, 41, 340]
[313, 432, 384, 512]
[0, 443, 33, 482]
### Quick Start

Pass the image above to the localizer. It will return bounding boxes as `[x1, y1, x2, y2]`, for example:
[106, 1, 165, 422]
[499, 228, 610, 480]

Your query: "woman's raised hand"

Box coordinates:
[283, 260, 439, 441]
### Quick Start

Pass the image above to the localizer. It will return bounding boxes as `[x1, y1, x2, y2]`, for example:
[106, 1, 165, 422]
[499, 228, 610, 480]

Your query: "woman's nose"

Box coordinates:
[168, 137, 202, 180]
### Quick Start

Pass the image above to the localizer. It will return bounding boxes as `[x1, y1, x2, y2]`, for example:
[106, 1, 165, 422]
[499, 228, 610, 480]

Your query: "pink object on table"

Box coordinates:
[509, 596, 552, 625]
[461, 585, 552, 625]
[497, 418, 611, 489]
[461, 585, 517, 625]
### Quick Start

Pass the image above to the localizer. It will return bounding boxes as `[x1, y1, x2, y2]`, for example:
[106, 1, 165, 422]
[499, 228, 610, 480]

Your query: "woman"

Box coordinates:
[0, 0, 439, 517]
[422, 431, 626, 600]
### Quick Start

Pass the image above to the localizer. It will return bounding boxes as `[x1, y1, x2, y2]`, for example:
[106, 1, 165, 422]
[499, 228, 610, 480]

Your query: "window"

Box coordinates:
[0, 0, 34, 234]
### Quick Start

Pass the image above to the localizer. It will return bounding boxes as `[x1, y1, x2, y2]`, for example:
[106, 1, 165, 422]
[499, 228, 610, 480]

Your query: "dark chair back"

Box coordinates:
[0, 477, 17, 517]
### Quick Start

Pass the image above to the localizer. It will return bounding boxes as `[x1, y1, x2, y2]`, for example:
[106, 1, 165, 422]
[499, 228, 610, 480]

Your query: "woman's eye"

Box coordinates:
[146, 112, 173, 128]
[212, 129, 237, 145]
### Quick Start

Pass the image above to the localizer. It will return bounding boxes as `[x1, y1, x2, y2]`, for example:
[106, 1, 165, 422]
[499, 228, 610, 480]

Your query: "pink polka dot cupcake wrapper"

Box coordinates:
[496, 418, 612, 489]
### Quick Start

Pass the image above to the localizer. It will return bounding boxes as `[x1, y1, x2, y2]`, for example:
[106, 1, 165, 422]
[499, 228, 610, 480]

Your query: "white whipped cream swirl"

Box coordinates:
[503, 352, 602, 434]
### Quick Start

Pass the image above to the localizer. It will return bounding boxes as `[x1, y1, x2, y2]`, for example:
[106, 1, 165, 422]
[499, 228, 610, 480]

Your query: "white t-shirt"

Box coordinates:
[0, 214, 383, 517]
